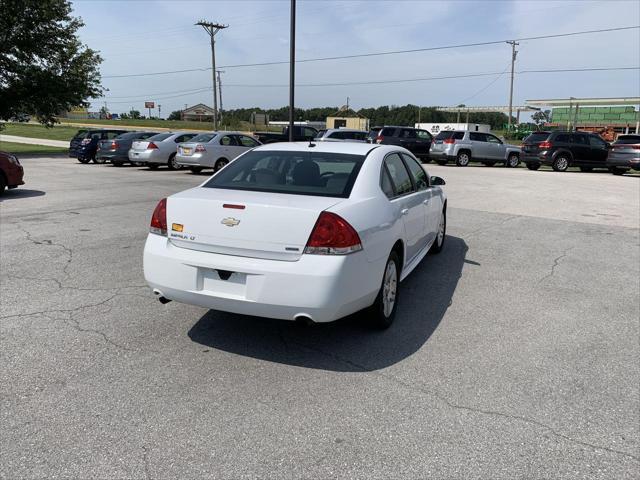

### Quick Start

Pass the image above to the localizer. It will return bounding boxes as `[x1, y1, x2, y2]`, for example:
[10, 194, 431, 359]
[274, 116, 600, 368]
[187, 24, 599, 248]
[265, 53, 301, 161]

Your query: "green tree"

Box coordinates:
[0, 0, 103, 127]
[532, 110, 551, 130]
[168, 110, 182, 121]
[129, 109, 141, 119]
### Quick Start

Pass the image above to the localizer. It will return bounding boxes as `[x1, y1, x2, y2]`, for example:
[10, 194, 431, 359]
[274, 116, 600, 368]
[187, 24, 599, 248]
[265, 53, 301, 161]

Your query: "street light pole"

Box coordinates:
[196, 20, 228, 130]
[288, 0, 296, 141]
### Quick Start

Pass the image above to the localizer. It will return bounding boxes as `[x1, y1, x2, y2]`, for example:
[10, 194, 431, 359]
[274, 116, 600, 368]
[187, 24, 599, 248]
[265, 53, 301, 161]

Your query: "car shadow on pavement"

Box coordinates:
[188, 236, 469, 372]
[0, 189, 46, 201]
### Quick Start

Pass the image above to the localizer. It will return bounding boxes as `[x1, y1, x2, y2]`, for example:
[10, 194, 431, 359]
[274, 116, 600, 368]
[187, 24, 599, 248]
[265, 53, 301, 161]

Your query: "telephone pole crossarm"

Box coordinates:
[196, 20, 228, 130]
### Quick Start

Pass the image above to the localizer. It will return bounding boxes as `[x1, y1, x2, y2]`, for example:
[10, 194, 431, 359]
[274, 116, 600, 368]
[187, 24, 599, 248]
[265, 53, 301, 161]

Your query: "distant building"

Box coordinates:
[182, 103, 215, 122]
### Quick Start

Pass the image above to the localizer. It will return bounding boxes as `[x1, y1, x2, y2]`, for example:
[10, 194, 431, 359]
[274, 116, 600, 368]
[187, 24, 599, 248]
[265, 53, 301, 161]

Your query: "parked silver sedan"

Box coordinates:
[176, 131, 261, 173]
[129, 131, 199, 170]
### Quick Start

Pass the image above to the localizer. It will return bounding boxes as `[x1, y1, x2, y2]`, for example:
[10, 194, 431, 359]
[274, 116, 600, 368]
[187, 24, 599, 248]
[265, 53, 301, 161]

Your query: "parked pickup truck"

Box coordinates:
[254, 125, 319, 144]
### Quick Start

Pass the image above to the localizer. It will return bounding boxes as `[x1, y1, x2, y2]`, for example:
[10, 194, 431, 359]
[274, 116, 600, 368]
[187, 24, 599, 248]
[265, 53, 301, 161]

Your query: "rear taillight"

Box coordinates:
[110, 141, 118, 150]
[304, 212, 362, 255]
[150, 198, 167, 236]
[443, 138, 456, 144]
[376, 135, 384, 144]
[195, 144, 206, 152]
[539, 141, 553, 149]
[147, 142, 159, 150]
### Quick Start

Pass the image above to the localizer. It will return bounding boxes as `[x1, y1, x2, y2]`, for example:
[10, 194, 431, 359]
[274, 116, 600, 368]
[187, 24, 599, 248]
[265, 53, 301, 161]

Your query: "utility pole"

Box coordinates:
[506, 40, 519, 134]
[158, 104, 161, 119]
[216, 70, 224, 122]
[288, 0, 296, 141]
[196, 20, 228, 130]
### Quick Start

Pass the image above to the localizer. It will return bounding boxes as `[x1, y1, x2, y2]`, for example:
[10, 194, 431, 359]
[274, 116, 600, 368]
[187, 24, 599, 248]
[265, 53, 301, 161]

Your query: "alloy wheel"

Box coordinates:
[382, 259, 398, 318]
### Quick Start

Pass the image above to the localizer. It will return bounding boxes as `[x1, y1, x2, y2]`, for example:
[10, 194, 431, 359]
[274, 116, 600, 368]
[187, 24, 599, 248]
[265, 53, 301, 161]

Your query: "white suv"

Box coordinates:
[430, 130, 521, 167]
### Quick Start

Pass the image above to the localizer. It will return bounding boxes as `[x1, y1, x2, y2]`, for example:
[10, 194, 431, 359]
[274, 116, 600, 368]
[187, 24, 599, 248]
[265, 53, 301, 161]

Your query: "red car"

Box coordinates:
[0, 151, 25, 195]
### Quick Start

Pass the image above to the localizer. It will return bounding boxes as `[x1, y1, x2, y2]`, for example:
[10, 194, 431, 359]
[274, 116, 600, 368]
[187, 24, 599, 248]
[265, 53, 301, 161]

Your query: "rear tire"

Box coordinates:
[369, 251, 400, 329]
[609, 166, 627, 175]
[215, 158, 229, 171]
[526, 163, 541, 170]
[189, 166, 203, 174]
[506, 153, 520, 168]
[429, 209, 446, 254]
[93, 155, 106, 164]
[552, 155, 569, 172]
[456, 151, 471, 167]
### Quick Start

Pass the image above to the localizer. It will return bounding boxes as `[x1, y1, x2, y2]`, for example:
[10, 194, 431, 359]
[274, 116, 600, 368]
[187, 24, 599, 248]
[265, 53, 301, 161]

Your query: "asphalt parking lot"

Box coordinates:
[1, 156, 638, 479]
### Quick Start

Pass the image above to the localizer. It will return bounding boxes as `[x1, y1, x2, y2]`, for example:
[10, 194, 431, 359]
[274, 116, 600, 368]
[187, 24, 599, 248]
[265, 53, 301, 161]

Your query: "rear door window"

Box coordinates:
[416, 130, 432, 140]
[380, 127, 397, 137]
[204, 151, 365, 198]
[571, 134, 588, 145]
[401, 129, 417, 139]
[220, 135, 236, 146]
[554, 133, 571, 143]
[384, 153, 414, 196]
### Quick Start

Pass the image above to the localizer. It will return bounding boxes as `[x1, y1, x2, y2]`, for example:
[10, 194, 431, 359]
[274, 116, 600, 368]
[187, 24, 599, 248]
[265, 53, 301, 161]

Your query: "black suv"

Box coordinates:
[69, 129, 128, 163]
[368, 126, 433, 162]
[522, 130, 610, 172]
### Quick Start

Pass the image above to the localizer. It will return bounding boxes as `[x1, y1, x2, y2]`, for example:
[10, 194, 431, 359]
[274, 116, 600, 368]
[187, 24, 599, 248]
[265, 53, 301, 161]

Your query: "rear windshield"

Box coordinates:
[73, 129, 90, 139]
[190, 133, 216, 143]
[116, 132, 141, 140]
[203, 150, 365, 198]
[524, 132, 551, 143]
[434, 131, 464, 140]
[614, 135, 640, 144]
[147, 133, 172, 142]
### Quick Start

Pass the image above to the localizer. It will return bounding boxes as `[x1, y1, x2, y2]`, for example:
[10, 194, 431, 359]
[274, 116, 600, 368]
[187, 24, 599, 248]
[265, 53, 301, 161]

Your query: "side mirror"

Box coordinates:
[430, 176, 446, 186]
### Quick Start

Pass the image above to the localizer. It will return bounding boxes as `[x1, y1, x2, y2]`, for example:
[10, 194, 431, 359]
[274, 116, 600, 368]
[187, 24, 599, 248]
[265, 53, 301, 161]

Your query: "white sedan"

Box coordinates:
[143, 142, 447, 327]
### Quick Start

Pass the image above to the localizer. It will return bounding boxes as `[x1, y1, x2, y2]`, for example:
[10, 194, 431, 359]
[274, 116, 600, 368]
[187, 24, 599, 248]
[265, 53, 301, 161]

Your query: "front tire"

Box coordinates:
[506, 153, 520, 168]
[167, 154, 182, 170]
[429, 209, 446, 254]
[93, 155, 106, 164]
[369, 251, 400, 329]
[456, 151, 471, 167]
[552, 155, 569, 172]
[215, 158, 229, 171]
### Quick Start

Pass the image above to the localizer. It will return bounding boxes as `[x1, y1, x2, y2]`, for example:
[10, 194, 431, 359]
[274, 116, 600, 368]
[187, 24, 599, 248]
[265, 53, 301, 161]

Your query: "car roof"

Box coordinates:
[256, 141, 381, 156]
[325, 128, 367, 133]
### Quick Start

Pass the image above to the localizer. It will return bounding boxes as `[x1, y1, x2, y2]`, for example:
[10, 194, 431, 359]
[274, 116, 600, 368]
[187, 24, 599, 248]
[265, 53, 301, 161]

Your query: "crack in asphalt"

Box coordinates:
[142, 445, 152, 480]
[537, 247, 574, 284]
[15, 224, 74, 277]
[282, 337, 639, 464]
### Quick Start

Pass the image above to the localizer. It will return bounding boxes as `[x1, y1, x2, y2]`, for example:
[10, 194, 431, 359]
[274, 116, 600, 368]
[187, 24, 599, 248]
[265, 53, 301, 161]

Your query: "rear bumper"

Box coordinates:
[523, 153, 552, 165]
[176, 153, 210, 167]
[143, 233, 381, 323]
[96, 152, 129, 162]
[3, 164, 24, 187]
[606, 155, 640, 170]
[429, 150, 455, 162]
[128, 149, 166, 164]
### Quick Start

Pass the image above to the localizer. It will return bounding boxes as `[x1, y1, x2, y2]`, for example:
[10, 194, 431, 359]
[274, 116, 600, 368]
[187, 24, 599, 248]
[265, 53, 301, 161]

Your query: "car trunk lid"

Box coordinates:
[131, 140, 151, 151]
[166, 188, 344, 261]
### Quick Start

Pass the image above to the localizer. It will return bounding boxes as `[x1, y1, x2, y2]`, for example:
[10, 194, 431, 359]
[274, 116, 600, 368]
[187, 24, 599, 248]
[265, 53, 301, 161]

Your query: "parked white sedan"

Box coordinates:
[176, 131, 261, 173]
[144, 142, 447, 327]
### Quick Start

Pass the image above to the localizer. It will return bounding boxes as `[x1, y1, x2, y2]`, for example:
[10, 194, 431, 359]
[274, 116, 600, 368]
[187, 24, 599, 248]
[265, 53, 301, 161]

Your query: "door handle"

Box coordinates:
[401, 208, 409, 216]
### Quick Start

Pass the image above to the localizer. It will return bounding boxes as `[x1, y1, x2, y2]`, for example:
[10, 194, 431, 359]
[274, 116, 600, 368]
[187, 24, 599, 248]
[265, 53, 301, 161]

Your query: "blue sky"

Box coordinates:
[72, 0, 640, 116]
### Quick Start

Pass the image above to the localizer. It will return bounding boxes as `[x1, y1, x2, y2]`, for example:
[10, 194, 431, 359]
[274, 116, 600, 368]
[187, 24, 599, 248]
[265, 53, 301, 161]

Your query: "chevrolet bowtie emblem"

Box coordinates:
[221, 217, 240, 227]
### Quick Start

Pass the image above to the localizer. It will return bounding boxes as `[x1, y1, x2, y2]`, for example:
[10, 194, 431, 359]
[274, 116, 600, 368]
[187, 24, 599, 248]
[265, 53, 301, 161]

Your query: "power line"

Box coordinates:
[97, 66, 639, 105]
[101, 25, 640, 79]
